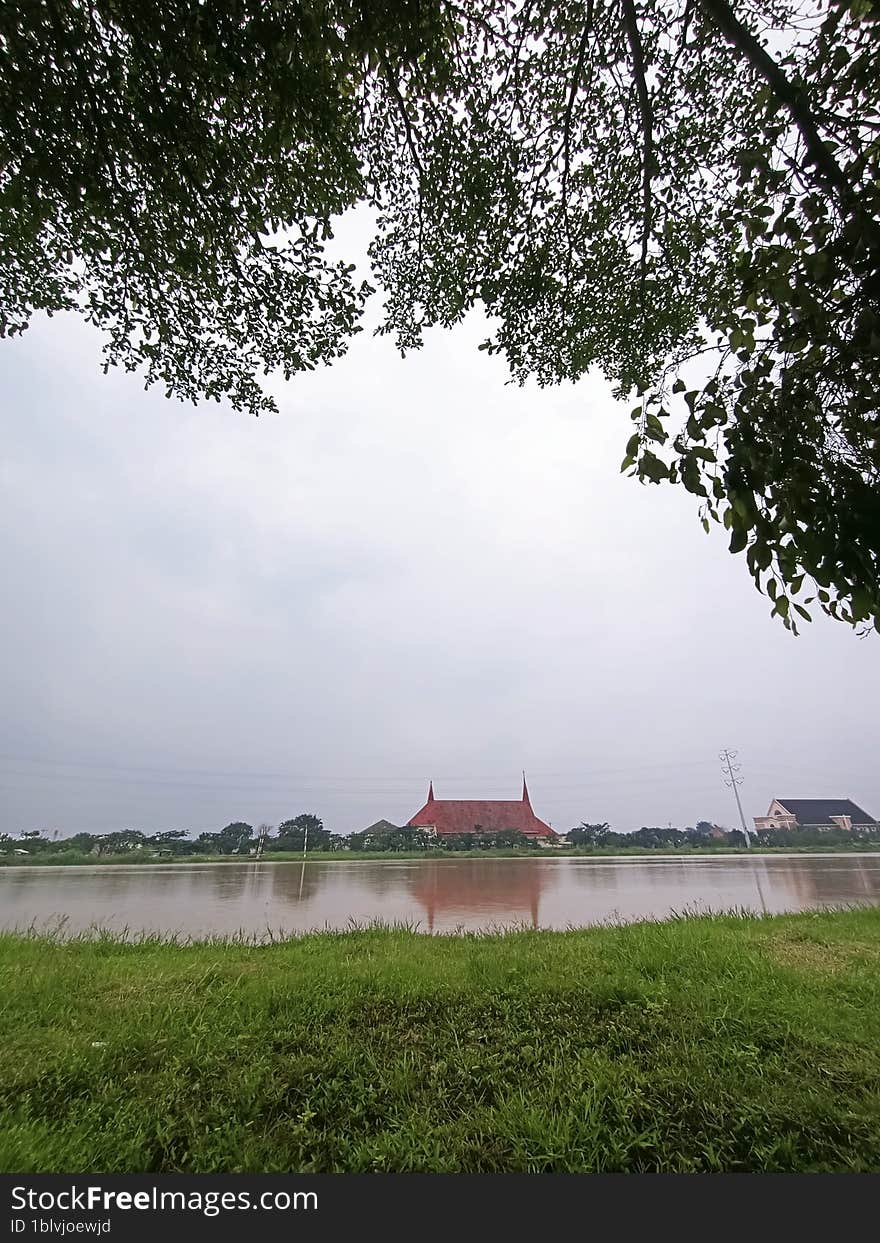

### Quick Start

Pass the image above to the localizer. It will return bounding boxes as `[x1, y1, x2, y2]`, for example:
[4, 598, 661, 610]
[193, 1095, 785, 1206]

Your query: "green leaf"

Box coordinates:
[729, 527, 748, 554]
[638, 451, 669, 484]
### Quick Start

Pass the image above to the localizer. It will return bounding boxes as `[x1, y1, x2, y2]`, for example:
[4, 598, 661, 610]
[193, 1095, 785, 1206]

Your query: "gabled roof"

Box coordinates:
[408, 778, 556, 838]
[359, 819, 402, 836]
[775, 798, 877, 825]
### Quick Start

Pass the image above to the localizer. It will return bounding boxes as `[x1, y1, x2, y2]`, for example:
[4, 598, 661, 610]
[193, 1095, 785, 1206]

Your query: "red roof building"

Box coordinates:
[407, 777, 556, 840]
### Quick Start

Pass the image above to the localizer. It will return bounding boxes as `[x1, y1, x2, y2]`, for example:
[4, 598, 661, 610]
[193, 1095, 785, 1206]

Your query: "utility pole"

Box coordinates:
[720, 749, 751, 847]
[303, 821, 309, 858]
[254, 823, 271, 860]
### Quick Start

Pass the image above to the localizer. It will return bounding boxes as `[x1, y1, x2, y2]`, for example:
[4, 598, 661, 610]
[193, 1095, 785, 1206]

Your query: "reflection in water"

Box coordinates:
[754, 862, 768, 915]
[408, 860, 549, 931]
[1, 855, 879, 937]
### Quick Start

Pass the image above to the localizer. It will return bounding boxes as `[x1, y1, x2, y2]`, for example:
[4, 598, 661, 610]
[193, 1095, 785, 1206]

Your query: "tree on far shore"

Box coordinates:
[273, 814, 332, 852]
[568, 823, 613, 846]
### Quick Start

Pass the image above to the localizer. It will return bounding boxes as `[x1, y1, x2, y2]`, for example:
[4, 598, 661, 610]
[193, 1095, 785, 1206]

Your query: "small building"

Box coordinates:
[360, 819, 403, 837]
[754, 798, 878, 834]
[407, 777, 557, 842]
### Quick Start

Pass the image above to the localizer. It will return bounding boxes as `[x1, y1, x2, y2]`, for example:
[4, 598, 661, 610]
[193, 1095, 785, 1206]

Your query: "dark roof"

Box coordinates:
[359, 819, 403, 836]
[776, 798, 877, 825]
[408, 782, 556, 838]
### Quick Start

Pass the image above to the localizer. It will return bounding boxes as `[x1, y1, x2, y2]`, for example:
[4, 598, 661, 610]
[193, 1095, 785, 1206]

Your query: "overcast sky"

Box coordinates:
[2, 212, 878, 837]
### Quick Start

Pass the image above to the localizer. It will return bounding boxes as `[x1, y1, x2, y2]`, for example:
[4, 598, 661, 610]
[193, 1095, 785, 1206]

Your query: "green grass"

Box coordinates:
[2, 908, 879, 1173]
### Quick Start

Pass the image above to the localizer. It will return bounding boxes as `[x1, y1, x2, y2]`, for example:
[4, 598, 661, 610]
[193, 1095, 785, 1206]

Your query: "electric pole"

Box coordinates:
[254, 823, 271, 860]
[720, 749, 751, 847]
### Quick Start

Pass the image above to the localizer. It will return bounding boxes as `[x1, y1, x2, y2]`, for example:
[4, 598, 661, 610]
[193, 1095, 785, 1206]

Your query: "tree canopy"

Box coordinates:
[3, 0, 878, 629]
[275, 813, 332, 850]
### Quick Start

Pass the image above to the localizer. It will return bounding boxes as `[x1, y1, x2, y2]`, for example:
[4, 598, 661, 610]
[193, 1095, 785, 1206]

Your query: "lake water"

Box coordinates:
[1, 854, 879, 937]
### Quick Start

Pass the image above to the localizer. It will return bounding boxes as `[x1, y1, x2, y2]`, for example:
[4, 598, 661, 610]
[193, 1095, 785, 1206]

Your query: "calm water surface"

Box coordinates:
[2, 854, 879, 937]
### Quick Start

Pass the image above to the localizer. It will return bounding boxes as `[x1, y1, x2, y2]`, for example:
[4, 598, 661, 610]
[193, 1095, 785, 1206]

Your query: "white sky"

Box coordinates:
[2, 212, 878, 837]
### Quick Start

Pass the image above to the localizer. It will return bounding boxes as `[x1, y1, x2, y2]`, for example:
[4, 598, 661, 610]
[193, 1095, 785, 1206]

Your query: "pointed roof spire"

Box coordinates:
[428, 780, 435, 802]
[522, 771, 531, 806]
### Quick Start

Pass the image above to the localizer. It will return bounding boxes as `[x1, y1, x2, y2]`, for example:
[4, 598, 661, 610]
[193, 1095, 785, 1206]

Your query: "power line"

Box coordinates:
[3, 752, 875, 793]
[0, 753, 718, 782]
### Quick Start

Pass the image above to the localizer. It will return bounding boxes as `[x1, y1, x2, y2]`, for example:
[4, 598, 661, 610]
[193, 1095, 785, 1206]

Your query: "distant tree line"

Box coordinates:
[567, 821, 744, 848]
[349, 827, 542, 853]
[0, 815, 337, 858]
[568, 820, 880, 849]
[751, 824, 880, 848]
[4, 815, 877, 858]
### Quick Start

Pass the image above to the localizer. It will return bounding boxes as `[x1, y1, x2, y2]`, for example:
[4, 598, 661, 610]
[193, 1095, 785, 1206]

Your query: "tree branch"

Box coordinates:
[380, 55, 426, 274]
[697, 0, 870, 229]
[561, 21, 593, 216]
[559, 18, 593, 290]
[380, 55, 426, 185]
[621, 0, 653, 306]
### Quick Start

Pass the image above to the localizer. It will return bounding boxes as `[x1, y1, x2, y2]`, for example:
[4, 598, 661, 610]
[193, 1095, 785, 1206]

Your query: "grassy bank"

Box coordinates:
[3, 842, 880, 866]
[2, 908, 879, 1172]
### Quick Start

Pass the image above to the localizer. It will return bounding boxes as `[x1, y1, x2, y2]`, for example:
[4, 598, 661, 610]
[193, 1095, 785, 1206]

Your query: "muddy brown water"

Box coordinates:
[1, 854, 879, 938]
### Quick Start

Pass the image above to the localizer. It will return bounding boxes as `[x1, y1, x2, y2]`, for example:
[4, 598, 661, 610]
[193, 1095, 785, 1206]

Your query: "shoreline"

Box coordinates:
[3, 845, 880, 871]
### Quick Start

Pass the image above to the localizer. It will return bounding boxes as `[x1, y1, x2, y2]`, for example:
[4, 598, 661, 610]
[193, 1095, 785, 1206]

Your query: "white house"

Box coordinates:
[754, 798, 877, 833]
